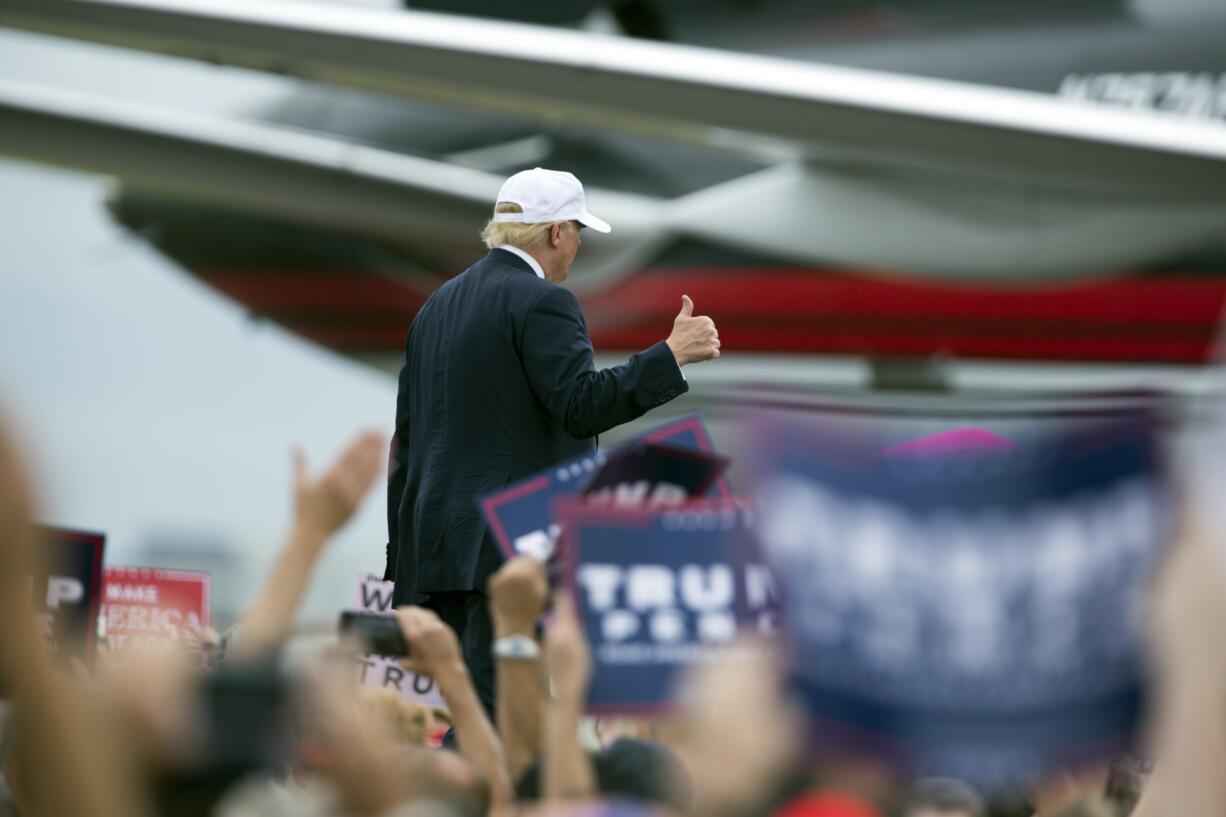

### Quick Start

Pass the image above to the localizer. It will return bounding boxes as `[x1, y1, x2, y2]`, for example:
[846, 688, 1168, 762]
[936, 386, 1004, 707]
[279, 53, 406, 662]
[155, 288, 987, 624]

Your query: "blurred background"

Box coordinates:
[3, 0, 1226, 627]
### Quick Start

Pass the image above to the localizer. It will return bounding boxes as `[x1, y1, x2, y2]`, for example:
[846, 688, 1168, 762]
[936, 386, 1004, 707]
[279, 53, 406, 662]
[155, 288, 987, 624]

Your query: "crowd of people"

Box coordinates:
[3, 416, 1226, 817]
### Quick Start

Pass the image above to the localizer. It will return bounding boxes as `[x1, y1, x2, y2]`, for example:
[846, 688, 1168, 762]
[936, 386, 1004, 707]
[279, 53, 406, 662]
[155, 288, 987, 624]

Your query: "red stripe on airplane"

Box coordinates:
[199, 267, 1226, 363]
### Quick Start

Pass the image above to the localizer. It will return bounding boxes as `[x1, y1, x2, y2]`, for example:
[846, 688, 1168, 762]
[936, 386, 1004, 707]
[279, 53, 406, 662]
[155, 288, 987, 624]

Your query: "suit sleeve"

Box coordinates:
[520, 286, 688, 440]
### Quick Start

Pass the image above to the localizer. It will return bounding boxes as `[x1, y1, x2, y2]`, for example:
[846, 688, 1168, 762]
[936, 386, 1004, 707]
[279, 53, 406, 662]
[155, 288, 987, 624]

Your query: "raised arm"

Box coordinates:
[0, 421, 148, 817]
[542, 593, 597, 801]
[396, 606, 515, 810]
[520, 287, 707, 440]
[1130, 526, 1226, 817]
[488, 556, 550, 785]
[236, 430, 385, 657]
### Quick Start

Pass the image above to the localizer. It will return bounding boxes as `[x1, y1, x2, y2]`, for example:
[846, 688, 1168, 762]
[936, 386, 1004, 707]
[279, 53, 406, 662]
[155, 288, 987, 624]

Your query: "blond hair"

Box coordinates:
[356, 687, 432, 747]
[481, 202, 554, 250]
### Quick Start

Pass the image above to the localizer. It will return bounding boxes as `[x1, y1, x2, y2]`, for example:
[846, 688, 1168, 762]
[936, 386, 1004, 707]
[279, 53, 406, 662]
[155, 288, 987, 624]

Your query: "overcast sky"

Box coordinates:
[0, 15, 433, 626]
[0, 158, 397, 626]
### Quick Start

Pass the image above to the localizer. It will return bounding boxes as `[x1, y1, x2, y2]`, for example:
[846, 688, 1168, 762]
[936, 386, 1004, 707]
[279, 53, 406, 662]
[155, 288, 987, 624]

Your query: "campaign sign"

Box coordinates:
[33, 526, 106, 659]
[750, 409, 1172, 786]
[102, 567, 211, 650]
[350, 575, 447, 713]
[582, 442, 728, 505]
[560, 502, 777, 714]
[482, 412, 728, 562]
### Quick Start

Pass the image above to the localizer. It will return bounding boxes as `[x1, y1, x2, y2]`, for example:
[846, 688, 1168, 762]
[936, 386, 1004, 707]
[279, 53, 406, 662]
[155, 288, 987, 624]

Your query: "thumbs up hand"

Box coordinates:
[666, 294, 721, 366]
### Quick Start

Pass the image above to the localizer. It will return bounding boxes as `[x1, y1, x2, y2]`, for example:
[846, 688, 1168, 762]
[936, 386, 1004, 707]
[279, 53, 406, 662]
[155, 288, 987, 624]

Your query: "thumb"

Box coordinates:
[678, 294, 694, 319]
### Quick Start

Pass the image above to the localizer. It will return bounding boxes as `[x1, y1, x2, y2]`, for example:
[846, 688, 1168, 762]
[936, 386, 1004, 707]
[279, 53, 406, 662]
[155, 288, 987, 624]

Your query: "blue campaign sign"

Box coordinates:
[481, 412, 728, 561]
[559, 502, 777, 714]
[750, 408, 1173, 786]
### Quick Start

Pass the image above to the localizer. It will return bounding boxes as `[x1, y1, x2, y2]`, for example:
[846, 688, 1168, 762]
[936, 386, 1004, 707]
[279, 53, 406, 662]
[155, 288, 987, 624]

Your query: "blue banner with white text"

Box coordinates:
[480, 412, 728, 561]
[560, 502, 776, 714]
[747, 405, 1172, 786]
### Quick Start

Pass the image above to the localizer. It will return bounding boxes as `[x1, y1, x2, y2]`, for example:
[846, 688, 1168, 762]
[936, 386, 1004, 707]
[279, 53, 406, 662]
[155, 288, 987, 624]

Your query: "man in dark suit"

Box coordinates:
[386, 167, 720, 714]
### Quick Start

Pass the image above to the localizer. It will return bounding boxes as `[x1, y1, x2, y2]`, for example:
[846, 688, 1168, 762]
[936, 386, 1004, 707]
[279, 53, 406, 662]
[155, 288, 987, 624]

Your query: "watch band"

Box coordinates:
[492, 634, 541, 660]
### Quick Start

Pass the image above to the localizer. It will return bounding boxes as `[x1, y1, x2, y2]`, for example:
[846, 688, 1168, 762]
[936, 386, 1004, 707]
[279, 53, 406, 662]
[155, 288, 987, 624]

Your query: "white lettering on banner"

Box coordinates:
[627, 566, 674, 610]
[360, 581, 394, 613]
[578, 565, 623, 609]
[129, 607, 149, 630]
[105, 584, 159, 603]
[606, 481, 649, 505]
[603, 609, 640, 641]
[555, 453, 606, 483]
[578, 562, 776, 649]
[661, 505, 755, 532]
[598, 641, 764, 665]
[652, 483, 688, 506]
[757, 473, 1165, 696]
[698, 611, 737, 641]
[745, 564, 776, 609]
[46, 576, 83, 609]
[586, 481, 689, 508]
[680, 565, 734, 610]
[650, 609, 686, 642]
[354, 654, 447, 710]
[556, 448, 603, 480]
[513, 523, 560, 560]
[105, 604, 203, 632]
[581, 564, 755, 611]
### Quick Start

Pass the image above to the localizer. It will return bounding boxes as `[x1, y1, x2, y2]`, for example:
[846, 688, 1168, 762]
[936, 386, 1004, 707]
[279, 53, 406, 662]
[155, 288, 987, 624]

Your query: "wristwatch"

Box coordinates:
[492, 634, 541, 660]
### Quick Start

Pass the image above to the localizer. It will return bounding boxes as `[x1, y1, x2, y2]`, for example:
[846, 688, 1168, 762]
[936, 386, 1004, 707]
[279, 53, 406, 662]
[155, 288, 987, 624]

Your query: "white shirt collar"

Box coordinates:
[497, 245, 545, 280]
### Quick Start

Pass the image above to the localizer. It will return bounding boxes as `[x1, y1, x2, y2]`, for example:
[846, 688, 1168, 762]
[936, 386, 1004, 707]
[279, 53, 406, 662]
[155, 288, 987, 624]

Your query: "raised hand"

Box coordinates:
[543, 592, 596, 800]
[488, 555, 549, 637]
[395, 605, 514, 807]
[673, 643, 801, 817]
[293, 429, 385, 537]
[490, 557, 549, 783]
[545, 593, 591, 702]
[665, 294, 720, 366]
[395, 606, 466, 683]
[237, 429, 386, 657]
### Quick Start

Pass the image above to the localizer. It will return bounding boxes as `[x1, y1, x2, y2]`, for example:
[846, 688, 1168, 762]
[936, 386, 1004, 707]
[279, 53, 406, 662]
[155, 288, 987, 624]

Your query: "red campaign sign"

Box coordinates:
[102, 567, 211, 648]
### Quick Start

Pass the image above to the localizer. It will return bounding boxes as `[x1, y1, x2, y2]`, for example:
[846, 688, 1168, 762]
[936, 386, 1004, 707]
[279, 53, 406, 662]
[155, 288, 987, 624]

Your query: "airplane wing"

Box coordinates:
[3, 0, 1226, 201]
[4, 73, 1222, 286]
[0, 78, 669, 284]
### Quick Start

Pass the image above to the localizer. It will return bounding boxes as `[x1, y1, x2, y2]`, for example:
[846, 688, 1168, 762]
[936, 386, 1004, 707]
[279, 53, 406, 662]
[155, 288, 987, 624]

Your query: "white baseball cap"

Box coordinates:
[493, 167, 612, 234]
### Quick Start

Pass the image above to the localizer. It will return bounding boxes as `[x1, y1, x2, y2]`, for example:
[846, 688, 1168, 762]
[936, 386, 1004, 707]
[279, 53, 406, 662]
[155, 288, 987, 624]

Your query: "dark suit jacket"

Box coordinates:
[386, 249, 688, 604]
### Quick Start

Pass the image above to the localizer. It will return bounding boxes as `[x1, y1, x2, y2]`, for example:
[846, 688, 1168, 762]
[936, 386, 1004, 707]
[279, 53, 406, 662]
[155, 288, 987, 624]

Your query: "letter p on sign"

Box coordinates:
[46, 576, 84, 609]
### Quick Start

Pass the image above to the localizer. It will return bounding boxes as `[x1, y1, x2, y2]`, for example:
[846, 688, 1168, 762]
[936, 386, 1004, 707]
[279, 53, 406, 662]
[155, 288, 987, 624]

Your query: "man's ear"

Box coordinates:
[550, 222, 563, 248]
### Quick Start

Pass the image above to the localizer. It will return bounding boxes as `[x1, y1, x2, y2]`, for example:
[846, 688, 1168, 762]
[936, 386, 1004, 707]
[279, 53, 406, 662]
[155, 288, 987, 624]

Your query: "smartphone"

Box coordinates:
[338, 611, 411, 657]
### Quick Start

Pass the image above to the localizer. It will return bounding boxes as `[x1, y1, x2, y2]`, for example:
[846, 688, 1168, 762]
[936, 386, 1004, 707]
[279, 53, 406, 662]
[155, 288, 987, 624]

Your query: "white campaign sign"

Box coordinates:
[352, 574, 447, 713]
